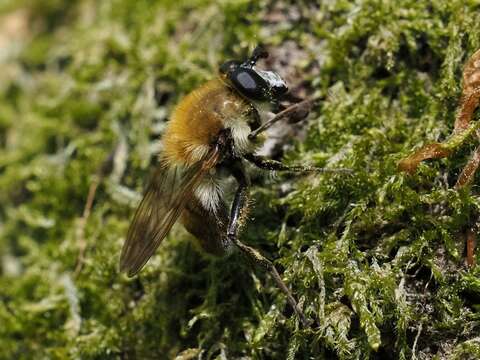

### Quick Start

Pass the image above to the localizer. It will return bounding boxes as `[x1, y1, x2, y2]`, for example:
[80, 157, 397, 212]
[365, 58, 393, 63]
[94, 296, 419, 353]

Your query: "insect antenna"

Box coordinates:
[244, 45, 269, 68]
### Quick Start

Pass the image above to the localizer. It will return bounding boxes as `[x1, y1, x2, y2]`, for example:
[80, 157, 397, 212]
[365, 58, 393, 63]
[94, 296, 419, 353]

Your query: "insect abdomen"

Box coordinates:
[180, 196, 231, 255]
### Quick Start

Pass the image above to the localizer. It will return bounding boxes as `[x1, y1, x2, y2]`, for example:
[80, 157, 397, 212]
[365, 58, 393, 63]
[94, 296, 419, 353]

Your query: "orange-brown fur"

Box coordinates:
[163, 78, 250, 165]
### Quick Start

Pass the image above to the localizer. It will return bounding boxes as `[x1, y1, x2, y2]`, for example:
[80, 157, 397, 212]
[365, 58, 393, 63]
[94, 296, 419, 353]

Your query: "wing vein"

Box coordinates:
[119, 149, 219, 276]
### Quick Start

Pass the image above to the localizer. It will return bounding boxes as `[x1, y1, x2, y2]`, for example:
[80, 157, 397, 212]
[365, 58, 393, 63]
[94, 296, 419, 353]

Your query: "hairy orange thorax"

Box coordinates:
[162, 78, 252, 166]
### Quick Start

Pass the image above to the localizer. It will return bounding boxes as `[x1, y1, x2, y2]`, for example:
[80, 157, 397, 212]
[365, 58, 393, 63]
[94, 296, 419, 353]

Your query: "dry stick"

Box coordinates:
[453, 52, 480, 268]
[455, 47, 480, 131]
[454, 142, 480, 189]
[399, 50, 480, 174]
[466, 229, 476, 268]
[74, 177, 100, 276]
[74, 147, 118, 276]
[456, 149, 480, 270]
[452, 52, 480, 185]
[454, 89, 480, 132]
[248, 97, 319, 140]
[454, 92, 480, 268]
[399, 50, 480, 267]
[454, 108, 480, 270]
[411, 322, 423, 360]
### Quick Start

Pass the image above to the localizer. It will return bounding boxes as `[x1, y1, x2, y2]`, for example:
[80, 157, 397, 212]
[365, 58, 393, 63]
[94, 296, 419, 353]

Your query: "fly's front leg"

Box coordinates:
[227, 159, 309, 327]
[248, 98, 317, 140]
[244, 153, 351, 174]
[227, 160, 251, 239]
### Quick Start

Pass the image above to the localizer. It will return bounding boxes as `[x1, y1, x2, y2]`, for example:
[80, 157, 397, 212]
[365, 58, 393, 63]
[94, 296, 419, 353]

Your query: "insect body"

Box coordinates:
[164, 79, 256, 255]
[120, 47, 327, 325]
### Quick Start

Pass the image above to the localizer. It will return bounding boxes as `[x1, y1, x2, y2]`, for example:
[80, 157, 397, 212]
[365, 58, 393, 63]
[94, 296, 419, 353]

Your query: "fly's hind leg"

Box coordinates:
[231, 238, 310, 327]
[227, 159, 309, 327]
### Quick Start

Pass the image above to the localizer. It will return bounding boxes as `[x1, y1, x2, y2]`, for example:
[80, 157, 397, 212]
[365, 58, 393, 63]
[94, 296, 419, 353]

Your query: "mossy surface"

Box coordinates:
[1, 1, 480, 359]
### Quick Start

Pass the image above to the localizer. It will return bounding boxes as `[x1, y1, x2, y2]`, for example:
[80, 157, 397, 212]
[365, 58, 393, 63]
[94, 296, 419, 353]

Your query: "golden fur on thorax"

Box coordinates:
[163, 78, 252, 166]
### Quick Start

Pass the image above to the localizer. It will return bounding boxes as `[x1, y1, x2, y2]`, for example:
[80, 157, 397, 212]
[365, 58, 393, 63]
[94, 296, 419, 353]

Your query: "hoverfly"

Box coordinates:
[120, 46, 345, 325]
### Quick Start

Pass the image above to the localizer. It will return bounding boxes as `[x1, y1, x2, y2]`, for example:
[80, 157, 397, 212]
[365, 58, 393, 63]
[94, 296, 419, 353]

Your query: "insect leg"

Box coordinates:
[232, 237, 309, 327]
[244, 153, 351, 174]
[227, 159, 309, 327]
[227, 160, 251, 239]
[248, 97, 317, 140]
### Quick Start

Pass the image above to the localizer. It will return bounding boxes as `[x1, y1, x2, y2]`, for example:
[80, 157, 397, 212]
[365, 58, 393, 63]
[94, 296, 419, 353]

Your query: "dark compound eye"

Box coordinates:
[230, 68, 269, 101]
[236, 72, 257, 90]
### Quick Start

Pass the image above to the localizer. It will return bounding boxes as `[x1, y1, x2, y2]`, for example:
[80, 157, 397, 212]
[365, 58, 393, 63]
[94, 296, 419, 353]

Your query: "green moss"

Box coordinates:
[1, 0, 480, 359]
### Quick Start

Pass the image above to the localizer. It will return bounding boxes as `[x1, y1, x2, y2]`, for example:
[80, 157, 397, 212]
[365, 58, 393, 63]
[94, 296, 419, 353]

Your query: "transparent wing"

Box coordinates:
[119, 150, 219, 276]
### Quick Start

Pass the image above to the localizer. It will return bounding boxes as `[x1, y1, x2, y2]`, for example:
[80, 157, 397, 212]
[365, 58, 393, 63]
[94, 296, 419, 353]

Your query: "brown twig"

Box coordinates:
[454, 143, 480, 189]
[398, 143, 451, 174]
[74, 177, 100, 276]
[74, 146, 120, 276]
[466, 229, 476, 268]
[455, 48, 480, 131]
[398, 49, 480, 175]
[398, 49, 480, 269]
[454, 89, 480, 132]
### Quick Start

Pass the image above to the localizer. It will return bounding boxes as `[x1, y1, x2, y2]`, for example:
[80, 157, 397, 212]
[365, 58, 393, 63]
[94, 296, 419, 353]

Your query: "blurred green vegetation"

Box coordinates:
[1, 0, 480, 359]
